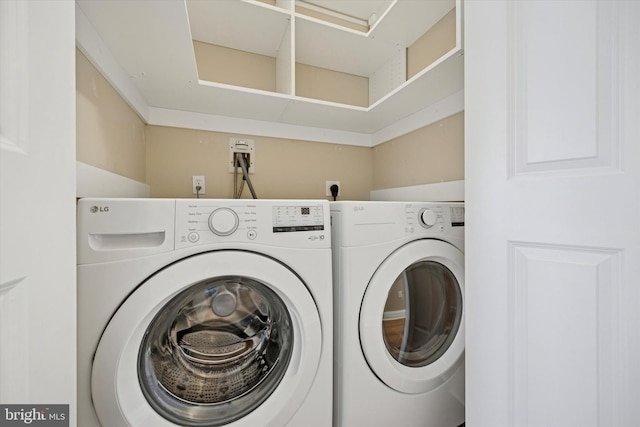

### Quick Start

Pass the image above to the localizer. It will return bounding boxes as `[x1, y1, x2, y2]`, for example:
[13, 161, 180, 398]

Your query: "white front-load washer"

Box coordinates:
[77, 198, 332, 427]
[331, 201, 465, 427]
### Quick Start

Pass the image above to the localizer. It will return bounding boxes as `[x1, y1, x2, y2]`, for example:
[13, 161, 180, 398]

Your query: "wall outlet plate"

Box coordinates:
[326, 181, 340, 197]
[193, 176, 205, 195]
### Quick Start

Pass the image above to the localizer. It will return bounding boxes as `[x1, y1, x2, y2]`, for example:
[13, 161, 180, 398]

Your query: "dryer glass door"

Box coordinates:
[359, 239, 465, 394]
[382, 261, 462, 367]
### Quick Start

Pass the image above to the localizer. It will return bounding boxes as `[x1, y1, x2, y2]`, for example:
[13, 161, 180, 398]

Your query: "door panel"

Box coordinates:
[0, 0, 76, 416]
[510, 243, 621, 426]
[510, 1, 620, 175]
[465, 1, 640, 426]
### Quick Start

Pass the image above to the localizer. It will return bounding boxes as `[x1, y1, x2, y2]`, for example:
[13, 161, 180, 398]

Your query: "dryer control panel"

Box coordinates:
[330, 201, 464, 247]
[405, 205, 465, 232]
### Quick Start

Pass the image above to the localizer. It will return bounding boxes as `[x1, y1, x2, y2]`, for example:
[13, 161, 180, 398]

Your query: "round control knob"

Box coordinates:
[208, 207, 239, 236]
[419, 208, 437, 228]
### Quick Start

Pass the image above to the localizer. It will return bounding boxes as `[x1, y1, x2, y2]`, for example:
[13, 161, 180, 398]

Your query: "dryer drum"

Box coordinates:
[138, 276, 293, 426]
[382, 260, 462, 368]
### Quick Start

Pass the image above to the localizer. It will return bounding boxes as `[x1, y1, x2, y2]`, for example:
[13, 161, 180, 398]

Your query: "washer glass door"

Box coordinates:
[359, 239, 464, 394]
[138, 276, 293, 426]
[91, 251, 322, 427]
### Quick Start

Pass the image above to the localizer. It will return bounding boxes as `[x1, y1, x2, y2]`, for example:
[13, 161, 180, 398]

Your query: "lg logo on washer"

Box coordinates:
[89, 205, 109, 213]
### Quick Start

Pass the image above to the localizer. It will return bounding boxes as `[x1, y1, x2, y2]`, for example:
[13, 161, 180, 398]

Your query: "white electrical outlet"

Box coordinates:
[192, 176, 205, 195]
[326, 181, 341, 197]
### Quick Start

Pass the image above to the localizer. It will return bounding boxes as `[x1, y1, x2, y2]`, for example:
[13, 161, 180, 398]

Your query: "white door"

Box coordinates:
[465, 1, 640, 426]
[0, 0, 76, 421]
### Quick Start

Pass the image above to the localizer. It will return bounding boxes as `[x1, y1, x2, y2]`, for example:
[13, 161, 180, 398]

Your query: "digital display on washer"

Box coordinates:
[450, 207, 465, 227]
[272, 205, 324, 232]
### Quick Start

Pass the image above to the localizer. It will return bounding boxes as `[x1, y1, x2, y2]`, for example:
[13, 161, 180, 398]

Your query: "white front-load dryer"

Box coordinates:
[77, 198, 332, 427]
[331, 201, 465, 427]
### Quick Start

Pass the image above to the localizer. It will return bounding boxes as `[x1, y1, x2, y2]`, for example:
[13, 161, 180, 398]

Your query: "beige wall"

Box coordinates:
[372, 112, 464, 190]
[407, 8, 456, 80]
[77, 46, 463, 200]
[193, 40, 368, 106]
[145, 113, 463, 200]
[146, 126, 373, 200]
[295, 63, 369, 107]
[193, 41, 276, 92]
[76, 49, 146, 182]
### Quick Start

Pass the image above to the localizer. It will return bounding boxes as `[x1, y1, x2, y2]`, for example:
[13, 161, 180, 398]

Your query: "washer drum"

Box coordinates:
[138, 277, 293, 426]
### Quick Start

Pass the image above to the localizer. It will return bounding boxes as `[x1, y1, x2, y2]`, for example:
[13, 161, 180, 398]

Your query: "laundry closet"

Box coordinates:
[4, 1, 639, 426]
[72, 2, 467, 427]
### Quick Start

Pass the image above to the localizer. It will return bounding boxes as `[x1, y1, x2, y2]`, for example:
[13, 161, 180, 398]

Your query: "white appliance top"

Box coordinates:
[330, 201, 464, 247]
[77, 198, 330, 265]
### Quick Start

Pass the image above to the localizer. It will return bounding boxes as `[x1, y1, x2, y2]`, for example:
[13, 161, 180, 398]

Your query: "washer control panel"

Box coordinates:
[272, 205, 324, 233]
[175, 200, 329, 249]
